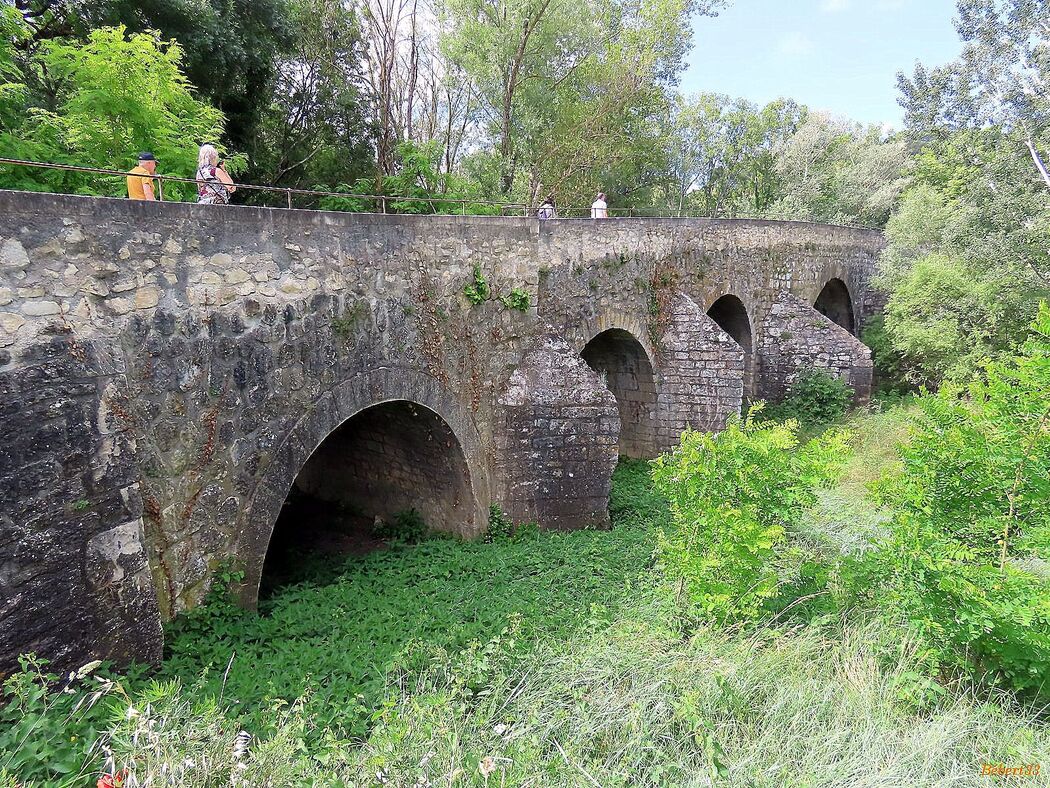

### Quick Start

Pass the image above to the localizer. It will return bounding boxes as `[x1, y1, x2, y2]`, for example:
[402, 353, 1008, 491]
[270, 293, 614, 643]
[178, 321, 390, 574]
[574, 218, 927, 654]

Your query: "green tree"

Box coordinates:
[0, 7, 28, 127]
[438, 0, 725, 204]
[250, 0, 372, 196]
[898, 0, 1050, 188]
[664, 95, 805, 217]
[3, 26, 229, 199]
[876, 130, 1050, 385]
[15, 0, 293, 150]
[652, 413, 849, 625]
[761, 114, 909, 227]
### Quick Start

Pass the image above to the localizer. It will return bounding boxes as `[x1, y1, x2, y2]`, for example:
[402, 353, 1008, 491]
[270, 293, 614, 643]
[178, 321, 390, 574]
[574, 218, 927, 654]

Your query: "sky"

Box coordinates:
[681, 0, 963, 128]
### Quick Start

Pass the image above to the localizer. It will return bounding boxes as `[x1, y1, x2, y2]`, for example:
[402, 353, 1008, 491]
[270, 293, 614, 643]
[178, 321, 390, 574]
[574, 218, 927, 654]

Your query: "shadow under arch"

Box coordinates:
[581, 328, 657, 459]
[706, 293, 754, 401]
[236, 367, 487, 607]
[814, 278, 856, 334]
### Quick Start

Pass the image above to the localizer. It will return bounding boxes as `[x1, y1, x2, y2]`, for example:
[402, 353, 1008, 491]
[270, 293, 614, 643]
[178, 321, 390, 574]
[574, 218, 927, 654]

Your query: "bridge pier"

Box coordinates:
[651, 293, 745, 450]
[496, 335, 619, 530]
[756, 291, 873, 405]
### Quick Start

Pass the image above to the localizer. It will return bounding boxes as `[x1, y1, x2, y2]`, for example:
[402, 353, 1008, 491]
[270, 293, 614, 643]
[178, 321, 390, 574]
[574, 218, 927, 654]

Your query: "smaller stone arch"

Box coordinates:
[706, 293, 754, 400]
[581, 328, 658, 459]
[236, 367, 487, 607]
[814, 278, 856, 335]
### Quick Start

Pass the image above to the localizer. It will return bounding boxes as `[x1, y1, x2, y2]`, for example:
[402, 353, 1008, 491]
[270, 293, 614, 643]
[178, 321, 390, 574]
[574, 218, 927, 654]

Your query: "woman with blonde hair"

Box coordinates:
[196, 144, 236, 205]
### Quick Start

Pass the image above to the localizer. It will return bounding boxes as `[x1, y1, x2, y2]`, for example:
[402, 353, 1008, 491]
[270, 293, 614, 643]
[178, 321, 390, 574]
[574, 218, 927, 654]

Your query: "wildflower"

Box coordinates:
[492, 723, 508, 736]
[478, 757, 497, 778]
[97, 771, 126, 788]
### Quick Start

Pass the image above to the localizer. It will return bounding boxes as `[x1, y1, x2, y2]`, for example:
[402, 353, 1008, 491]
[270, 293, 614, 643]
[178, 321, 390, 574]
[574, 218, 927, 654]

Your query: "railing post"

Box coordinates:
[381, 195, 387, 214]
[286, 188, 292, 209]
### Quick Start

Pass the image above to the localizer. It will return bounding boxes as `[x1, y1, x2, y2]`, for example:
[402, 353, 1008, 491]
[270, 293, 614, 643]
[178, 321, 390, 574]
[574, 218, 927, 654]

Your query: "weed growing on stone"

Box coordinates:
[463, 265, 490, 305]
[499, 288, 530, 312]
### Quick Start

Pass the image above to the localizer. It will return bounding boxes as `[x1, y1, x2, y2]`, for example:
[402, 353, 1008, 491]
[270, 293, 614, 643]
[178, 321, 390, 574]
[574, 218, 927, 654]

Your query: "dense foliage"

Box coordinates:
[1, 0, 913, 222]
[876, 0, 1050, 385]
[761, 369, 854, 428]
[652, 413, 849, 624]
[3, 449, 1048, 785]
[844, 304, 1050, 698]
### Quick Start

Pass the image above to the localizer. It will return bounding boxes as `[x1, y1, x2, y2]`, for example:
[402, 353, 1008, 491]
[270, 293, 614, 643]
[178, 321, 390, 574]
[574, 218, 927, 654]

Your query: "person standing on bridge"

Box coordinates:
[590, 192, 608, 219]
[127, 152, 159, 201]
[196, 144, 237, 205]
[538, 195, 556, 220]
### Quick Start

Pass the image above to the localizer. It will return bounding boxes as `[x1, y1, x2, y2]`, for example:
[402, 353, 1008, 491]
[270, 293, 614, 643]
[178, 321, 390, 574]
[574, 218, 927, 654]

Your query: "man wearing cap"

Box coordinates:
[127, 152, 159, 201]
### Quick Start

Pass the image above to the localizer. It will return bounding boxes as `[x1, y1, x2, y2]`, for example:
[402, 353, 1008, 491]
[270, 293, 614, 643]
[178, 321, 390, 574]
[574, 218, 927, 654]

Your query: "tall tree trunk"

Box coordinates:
[1027, 136, 1050, 189]
[405, 0, 420, 141]
[499, 83, 516, 194]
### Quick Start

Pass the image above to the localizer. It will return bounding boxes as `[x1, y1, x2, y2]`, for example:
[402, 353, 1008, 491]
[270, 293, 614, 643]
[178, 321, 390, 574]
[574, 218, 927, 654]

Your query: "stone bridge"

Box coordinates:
[0, 191, 883, 672]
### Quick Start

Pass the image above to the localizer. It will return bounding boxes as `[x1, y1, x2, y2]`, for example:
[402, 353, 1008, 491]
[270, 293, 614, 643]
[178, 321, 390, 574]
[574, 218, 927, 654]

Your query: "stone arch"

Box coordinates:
[236, 366, 487, 607]
[814, 278, 856, 335]
[580, 328, 658, 458]
[706, 293, 754, 400]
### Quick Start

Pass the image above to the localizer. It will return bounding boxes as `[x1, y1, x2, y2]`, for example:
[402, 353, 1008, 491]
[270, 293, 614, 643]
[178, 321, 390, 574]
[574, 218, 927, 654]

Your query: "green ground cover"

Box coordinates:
[2, 405, 1048, 787]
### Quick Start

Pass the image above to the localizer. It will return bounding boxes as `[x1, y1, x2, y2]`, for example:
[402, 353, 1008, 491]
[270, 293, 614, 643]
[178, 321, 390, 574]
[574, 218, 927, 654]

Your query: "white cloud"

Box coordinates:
[777, 32, 814, 57]
[820, 0, 852, 12]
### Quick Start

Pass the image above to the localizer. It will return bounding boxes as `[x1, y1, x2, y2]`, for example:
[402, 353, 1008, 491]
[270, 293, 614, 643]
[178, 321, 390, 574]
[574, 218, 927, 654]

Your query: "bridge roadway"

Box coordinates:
[0, 190, 883, 671]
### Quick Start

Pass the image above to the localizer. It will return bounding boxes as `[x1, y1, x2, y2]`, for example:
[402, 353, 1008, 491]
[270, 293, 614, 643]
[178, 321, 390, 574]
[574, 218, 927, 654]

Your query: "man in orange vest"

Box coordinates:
[127, 152, 159, 201]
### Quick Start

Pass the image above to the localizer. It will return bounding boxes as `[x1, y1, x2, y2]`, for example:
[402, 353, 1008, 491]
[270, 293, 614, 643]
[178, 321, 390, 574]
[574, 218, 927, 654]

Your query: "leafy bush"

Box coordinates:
[842, 304, 1050, 697]
[763, 369, 853, 428]
[860, 314, 913, 395]
[373, 507, 428, 543]
[486, 503, 514, 540]
[652, 412, 850, 625]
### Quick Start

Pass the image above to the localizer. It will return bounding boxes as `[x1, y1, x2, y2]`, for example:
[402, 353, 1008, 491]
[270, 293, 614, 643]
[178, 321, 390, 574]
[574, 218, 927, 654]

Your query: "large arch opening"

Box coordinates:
[707, 294, 753, 400]
[814, 278, 856, 334]
[260, 400, 475, 596]
[581, 328, 657, 459]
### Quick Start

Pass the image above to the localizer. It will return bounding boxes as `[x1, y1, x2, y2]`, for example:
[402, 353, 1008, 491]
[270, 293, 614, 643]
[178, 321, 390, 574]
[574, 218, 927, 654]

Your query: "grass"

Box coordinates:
[158, 471, 658, 740]
[800, 401, 915, 555]
[3, 406, 1049, 786]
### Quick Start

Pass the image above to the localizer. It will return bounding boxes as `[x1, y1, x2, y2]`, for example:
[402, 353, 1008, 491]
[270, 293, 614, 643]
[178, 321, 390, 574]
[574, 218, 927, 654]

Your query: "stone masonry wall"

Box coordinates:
[654, 294, 745, 448]
[580, 329, 658, 459]
[757, 291, 874, 404]
[0, 191, 884, 674]
[496, 335, 619, 530]
[295, 400, 475, 536]
[0, 336, 163, 670]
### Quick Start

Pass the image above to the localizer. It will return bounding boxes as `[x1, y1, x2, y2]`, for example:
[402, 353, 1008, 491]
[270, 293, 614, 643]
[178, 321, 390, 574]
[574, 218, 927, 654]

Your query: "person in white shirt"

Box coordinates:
[590, 192, 608, 219]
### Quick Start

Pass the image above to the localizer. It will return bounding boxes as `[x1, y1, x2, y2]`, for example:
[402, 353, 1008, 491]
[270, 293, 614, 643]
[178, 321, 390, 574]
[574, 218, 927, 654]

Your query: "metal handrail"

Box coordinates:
[0, 156, 528, 215]
[0, 156, 881, 229]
